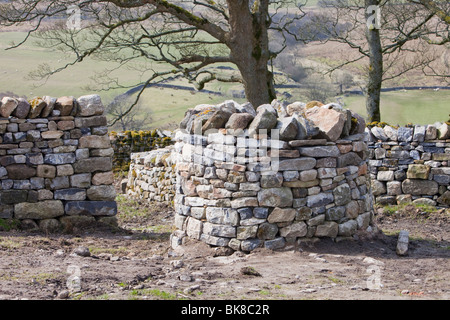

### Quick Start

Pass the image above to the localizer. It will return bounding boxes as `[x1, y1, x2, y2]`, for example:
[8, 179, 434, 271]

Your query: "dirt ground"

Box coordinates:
[0, 192, 449, 302]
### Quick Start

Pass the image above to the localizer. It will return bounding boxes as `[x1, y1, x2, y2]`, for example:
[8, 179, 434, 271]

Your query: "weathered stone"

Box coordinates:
[338, 219, 358, 237]
[402, 179, 438, 196]
[57, 164, 74, 177]
[87, 185, 116, 201]
[377, 170, 394, 181]
[37, 219, 60, 233]
[425, 125, 437, 140]
[36, 165, 56, 178]
[346, 200, 360, 219]
[0, 190, 28, 204]
[357, 212, 371, 229]
[77, 94, 104, 117]
[225, 113, 254, 130]
[78, 135, 111, 149]
[333, 183, 352, 206]
[49, 176, 70, 190]
[28, 98, 48, 119]
[371, 180, 386, 196]
[202, 109, 233, 132]
[337, 152, 362, 167]
[437, 191, 450, 206]
[260, 172, 283, 188]
[44, 153, 76, 165]
[396, 230, 409, 256]
[5, 164, 36, 179]
[284, 102, 304, 116]
[279, 221, 307, 238]
[314, 221, 338, 238]
[75, 116, 108, 128]
[206, 207, 239, 226]
[73, 157, 112, 173]
[307, 193, 334, 207]
[397, 127, 413, 142]
[14, 200, 64, 219]
[406, 164, 430, 180]
[305, 107, 346, 141]
[0, 97, 18, 118]
[275, 117, 298, 141]
[0, 205, 13, 219]
[241, 239, 262, 252]
[41, 96, 57, 118]
[248, 110, 278, 135]
[278, 158, 316, 171]
[264, 237, 286, 250]
[55, 96, 75, 116]
[386, 181, 402, 196]
[204, 222, 236, 238]
[257, 222, 278, 240]
[200, 233, 230, 247]
[325, 206, 346, 221]
[299, 145, 340, 158]
[413, 125, 426, 142]
[412, 198, 436, 206]
[267, 207, 296, 223]
[383, 126, 397, 141]
[283, 179, 319, 188]
[13, 98, 31, 119]
[60, 215, 96, 231]
[437, 123, 450, 139]
[54, 188, 86, 201]
[70, 173, 92, 188]
[258, 187, 293, 207]
[371, 126, 388, 141]
[92, 171, 114, 186]
[236, 225, 258, 240]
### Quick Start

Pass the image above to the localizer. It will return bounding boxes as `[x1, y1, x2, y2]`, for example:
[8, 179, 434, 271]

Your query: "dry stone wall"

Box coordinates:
[367, 123, 450, 207]
[126, 147, 176, 203]
[169, 100, 375, 252]
[0, 95, 117, 232]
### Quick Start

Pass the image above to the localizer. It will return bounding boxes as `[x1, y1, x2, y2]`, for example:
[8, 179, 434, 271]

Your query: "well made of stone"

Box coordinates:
[170, 100, 375, 251]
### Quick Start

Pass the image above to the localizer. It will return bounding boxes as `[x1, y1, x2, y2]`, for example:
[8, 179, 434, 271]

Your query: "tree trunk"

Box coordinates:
[365, 0, 383, 123]
[226, 0, 276, 108]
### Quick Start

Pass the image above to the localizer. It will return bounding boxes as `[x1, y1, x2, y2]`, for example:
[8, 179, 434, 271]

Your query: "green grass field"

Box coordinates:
[342, 90, 450, 126]
[1, 31, 448, 129]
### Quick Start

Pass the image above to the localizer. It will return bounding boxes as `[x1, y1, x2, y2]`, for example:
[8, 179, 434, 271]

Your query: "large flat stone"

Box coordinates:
[258, 187, 293, 207]
[402, 179, 438, 196]
[5, 164, 36, 179]
[278, 158, 316, 171]
[267, 207, 296, 223]
[65, 201, 117, 216]
[14, 200, 64, 219]
[54, 188, 87, 201]
[79, 135, 111, 149]
[299, 145, 340, 157]
[73, 157, 112, 173]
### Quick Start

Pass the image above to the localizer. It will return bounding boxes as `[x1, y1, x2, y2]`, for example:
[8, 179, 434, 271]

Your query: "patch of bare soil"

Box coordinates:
[0, 199, 449, 302]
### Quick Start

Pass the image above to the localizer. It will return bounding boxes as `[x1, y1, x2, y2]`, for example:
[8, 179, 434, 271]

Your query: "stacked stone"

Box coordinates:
[367, 123, 450, 207]
[126, 147, 177, 203]
[170, 100, 374, 252]
[0, 95, 117, 232]
[109, 129, 173, 172]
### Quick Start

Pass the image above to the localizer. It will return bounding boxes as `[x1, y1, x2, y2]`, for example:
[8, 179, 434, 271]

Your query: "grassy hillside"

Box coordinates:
[342, 90, 450, 126]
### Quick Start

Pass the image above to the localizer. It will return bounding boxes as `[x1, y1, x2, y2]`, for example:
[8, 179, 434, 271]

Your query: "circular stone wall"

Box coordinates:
[170, 100, 375, 252]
